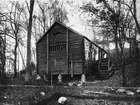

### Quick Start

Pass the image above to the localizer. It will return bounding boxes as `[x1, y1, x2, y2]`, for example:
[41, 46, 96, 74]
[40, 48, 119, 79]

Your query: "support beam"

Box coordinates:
[66, 28, 69, 74]
[47, 33, 49, 74]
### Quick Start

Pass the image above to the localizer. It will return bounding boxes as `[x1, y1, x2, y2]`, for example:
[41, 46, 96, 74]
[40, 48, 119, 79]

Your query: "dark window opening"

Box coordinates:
[49, 44, 66, 51]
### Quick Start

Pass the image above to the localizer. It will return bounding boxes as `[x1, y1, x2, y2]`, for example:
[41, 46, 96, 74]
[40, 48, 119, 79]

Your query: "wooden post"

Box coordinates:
[83, 38, 85, 74]
[69, 53, 73, 77]
[66, 28, 69, 74]
[36, 45, 39, 74]
[50, 59, 56, 86]
[101, 50, 102, 59]
[51, 70, 53, 86]
[47, 33, 49, 74]
[89, 43, 92, 77]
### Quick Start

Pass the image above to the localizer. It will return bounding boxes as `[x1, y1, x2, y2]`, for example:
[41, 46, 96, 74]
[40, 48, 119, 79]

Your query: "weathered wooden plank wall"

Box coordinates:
[36, 35, 47, 74]
[48, 24, 67, 74]
[36, 22, 108, 76]
[68, 30, 84, 75]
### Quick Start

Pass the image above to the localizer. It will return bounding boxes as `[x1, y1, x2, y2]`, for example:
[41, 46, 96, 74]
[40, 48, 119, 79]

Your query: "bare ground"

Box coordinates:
[0, 71, 140, 105]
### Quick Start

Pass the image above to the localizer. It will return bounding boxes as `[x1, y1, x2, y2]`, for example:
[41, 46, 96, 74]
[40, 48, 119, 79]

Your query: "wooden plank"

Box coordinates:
[68, 30, 84, 75]
[49, 52, 67, 57]
[37, 35, 48, 74]
[66, 28, 69, 74]
[36, 44, 39, 74]
[47, 24, 68, 75]
[83, 38, 85, 74]
[69, 45, 82, 48]
[72, 56, 83, 61]
[48, 58, 68, 75]
[47, 33, 49, 74]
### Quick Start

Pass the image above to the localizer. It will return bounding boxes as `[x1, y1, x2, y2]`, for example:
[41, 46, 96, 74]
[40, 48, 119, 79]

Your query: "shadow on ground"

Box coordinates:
[0, 76, 12, 104]
[31, 91, 140, 105]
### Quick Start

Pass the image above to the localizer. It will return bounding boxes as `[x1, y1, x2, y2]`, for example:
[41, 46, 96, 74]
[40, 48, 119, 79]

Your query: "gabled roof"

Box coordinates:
[37, 21, 85, 44]
[36, 21, 107, 53]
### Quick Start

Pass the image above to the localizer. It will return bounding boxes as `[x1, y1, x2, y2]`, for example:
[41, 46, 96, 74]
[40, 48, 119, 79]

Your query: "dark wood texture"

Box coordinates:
[68, 30, 84, 75]
[36, 35, 47, 75]
[48, 24, 67, 75]
[36, 22, 108, 76]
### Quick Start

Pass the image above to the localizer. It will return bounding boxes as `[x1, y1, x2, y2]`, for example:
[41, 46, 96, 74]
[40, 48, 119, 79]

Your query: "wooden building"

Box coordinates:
[36, 22, 108, 77]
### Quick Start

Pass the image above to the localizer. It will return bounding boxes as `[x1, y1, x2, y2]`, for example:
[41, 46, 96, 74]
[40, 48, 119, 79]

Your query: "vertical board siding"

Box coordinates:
[37, 35, 47, 74]
[46, 33, 49, 74]
[36, 22, 108, 76]
[69, 30, 84, 75]
[48, 24, 68, 74]
[66, 29, 69, 74]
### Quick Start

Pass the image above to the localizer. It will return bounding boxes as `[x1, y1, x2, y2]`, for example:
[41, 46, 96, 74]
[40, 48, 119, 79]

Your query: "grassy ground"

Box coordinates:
[0, 71, 140, 105]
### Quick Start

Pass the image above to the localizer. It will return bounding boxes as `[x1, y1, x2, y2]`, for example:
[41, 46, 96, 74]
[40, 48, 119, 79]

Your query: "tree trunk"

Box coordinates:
[114, 26, 119, 59]
[25, 0, 35, 81]
[43, 14, 46, 34]
[122, 61, 126, 86]
[14, 37, 18, 77]
[132, 0, 140, 35]
[120, 44, 126, 86]
[128, 30, 132, 57]
[18, 46, 25, 69]
[3, 33, 6, 77]
[0, 36, 6, 77]
[132, 0, 140, 77]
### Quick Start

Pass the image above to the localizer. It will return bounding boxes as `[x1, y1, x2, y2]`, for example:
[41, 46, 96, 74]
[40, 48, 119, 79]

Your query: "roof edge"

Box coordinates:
[36, 21, 107, 53]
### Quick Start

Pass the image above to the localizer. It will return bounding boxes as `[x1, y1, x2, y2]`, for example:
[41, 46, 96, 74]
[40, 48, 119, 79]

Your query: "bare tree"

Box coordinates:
[36, 0, 69, 36]
[25, 0, 35, 81]
[9, 2, 20, 77]
[80, 0, 136, 86]
[36, 1, 49, 34]
[0, 13, 6, 77]
[0, 1, 26, 77]
[0, 35, 6, 77]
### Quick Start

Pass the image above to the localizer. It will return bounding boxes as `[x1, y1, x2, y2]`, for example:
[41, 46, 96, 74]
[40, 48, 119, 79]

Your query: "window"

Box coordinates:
[49, 44, 66, 51]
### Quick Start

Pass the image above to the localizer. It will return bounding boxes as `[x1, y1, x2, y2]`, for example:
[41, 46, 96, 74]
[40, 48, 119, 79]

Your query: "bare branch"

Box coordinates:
[25, 0, 30, 13]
